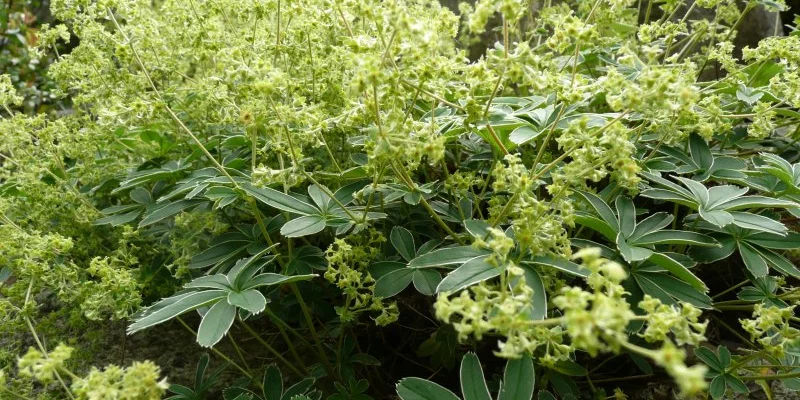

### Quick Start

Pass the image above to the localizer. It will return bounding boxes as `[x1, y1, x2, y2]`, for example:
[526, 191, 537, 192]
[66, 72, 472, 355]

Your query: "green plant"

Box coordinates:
[2, 0, 800, 398]
[396, 353, 534, 400]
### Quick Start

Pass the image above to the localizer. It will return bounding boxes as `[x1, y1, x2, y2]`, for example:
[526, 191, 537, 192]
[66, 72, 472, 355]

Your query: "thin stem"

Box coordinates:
[264, 309, 310, 373]
[239, 320, 305, 377]
[390, 161, 465, 245]
[227, 334, 256, 378]
[531, 104, 567, 169]
[739, 371, 800, 381]
[485, 124, 509, 156]
[2, 389, 34, 400]
[176, 317, 256, 382]
[482, 18, 509, 119]
[22, 281, 75, 400]
[712, 280, 749, 300]
[108, 10, 238, 186]
[713, 315, 756, 349]
[288, 283, 337, 378]
[400, 80, 465, 111]
[589, 374, 653, 384]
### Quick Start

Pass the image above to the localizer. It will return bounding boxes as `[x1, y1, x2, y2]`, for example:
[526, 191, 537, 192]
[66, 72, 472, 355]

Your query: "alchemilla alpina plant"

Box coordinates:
[1, 0, 800, 398]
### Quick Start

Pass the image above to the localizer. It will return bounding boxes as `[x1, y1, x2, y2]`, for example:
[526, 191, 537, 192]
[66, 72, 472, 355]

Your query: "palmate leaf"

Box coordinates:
[657, 134, 747, 181]
[616, 196, 636, 237]
[396, 354, 534, 400]
[747, 231, 800, 249]
[758, 248, 800, 277]
[738, 242, 769, 277]
[464, 219, 492, 239]
[112, 161, 191, 194]
[689, 133, 713, 170]
[757, 153, 800, 189]
[184, 275, 231, 290]
[617, 233, 653, 262]
[94, 207, 143, 226]
[574, 213, 617, 241]
[518, 264, 548, 320]
[634, 230, 718, 246]
[189, 231, 254, 270]
[632, 271, 713, 308]
[526, 256, 590, 277]
[688, 224, 800, 277]
[139, 199, 203, 227]
[689, 234, 736, 263]
[242, 273, 316, 290]
[226, 247, 278, 290]
[373, 234, 447, 297]
[131, 252, 314, 347]
[730, 211, 788, 235]
[575, 191, 619, 231]
[643, 174, 796, 233]
[575, 192, 719, 276]
[628, 212, 673, 242]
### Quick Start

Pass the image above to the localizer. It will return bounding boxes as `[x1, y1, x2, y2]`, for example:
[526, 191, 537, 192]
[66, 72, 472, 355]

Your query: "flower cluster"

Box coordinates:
[325, 231, 398, 326]
[17, 343, 73, 383]
[553, 249, 633, 356]
[70, 361, 169, 400]
[741, 304, 799, 358]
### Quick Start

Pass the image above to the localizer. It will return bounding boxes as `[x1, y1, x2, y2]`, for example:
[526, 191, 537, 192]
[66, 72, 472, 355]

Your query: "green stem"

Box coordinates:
[288, 283, 337, 379]
[108, 10, 239, 186]
[21, 280, 75, 399]
[712, 280, 749, 300]
[589, 374, 653, 384]
[739, 371, 800, 381]
[264, 308, 311, 372]
[227, 334, 256, 378]
[239, 320, 305, 377]
[390, 161, 465, 245]
[713, 315, 756, 349]
[485, 124, 509, 156]
[2, 389, 34, 400]
[727, 350, 768, 372]
[176, 317, 257, 383]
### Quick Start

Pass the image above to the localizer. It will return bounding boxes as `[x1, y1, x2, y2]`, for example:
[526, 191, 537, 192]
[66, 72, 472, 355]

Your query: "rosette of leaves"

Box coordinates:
[222, 364, 321, 400]
[648, 133, 747, 181]
[244, 182, 386, 237]
[736, 276, 792, 308]
[97, 158, 382, 238]
[396, 353, 536, 400]
[167, 354, 227, 400]
[688, 221, 800, 278]
[694, 346, 749, 399]
[389, 220, 588, 320]
[128, 249, 315, 347]
[749, 153, 800, 218]
[574, 191, 718, 292]
[371, 226, 446, 297]
[641, 172, 798, 236]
